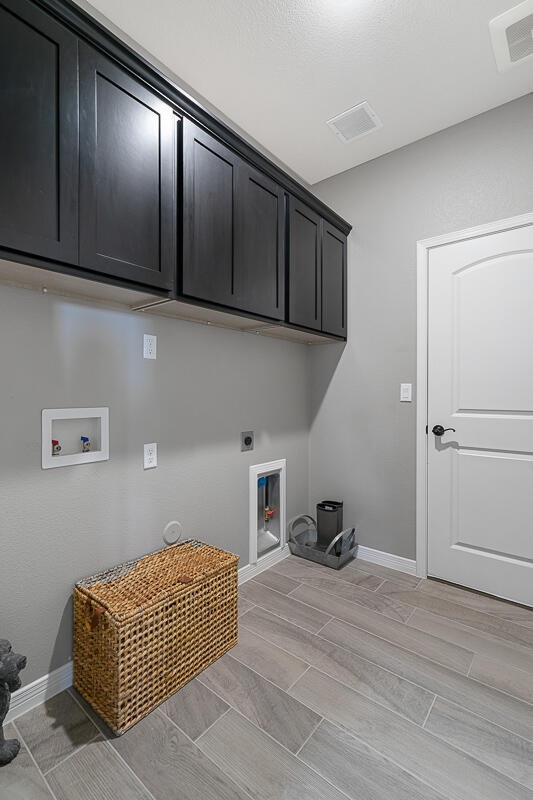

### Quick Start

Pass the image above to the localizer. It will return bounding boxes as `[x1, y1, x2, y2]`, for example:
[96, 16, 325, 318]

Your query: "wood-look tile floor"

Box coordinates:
[3, 555, 533, 799]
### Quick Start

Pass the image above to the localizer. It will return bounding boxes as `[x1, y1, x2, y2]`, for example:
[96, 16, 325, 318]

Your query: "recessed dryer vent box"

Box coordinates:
[42, 407, 109, 469]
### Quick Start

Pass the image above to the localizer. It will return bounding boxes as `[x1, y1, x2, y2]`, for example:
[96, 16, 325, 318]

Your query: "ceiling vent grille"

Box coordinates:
[327, 101, 382, 144]
[489, 0, 533, 71]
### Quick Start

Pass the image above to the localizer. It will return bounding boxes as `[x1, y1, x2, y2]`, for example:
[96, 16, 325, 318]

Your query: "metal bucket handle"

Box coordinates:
[325, 527, 356, 556]
[287, 514, 316, 541]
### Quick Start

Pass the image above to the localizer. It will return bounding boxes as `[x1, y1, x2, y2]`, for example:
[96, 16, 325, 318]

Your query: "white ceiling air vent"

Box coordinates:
[327, 101, 383, 144]
[489, 0, 533, 72]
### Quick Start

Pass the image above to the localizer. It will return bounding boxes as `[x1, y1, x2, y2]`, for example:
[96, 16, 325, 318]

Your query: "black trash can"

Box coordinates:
[316, 500, 343, 550]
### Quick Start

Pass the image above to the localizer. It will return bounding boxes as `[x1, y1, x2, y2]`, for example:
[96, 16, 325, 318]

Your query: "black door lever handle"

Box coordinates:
[432, 425, 456, 436]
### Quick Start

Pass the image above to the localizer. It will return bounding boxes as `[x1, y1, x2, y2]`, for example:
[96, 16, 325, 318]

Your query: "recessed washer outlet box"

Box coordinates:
[42, 407, 109, 468]
[249, 459, 286, 565]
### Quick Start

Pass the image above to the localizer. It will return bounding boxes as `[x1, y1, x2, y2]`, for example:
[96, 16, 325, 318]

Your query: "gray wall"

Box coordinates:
[0, 286, 309, 682]
[309, 94, 533, 560]
[3, 94, 532, 685]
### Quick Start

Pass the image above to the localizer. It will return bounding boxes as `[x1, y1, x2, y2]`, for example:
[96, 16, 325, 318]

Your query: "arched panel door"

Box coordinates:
[427, 221, 533, 607]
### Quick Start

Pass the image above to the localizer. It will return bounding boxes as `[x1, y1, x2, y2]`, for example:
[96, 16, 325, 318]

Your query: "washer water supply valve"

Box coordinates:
[51, 439, 61, 456]
[264, 506, 276, 524]
[80, 436, 91, 452]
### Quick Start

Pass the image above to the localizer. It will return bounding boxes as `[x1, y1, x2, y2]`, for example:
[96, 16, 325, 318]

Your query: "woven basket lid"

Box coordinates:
[75, 540, 238, 620]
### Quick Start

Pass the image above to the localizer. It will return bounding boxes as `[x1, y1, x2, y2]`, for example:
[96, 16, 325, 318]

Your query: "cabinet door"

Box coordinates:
[182, 119, 237, 307]
[288, 198, 321, 330]
[322, 222, 347, 337]
[79, 44, 175, 290]
[0, 0, 78, 263]
[234, 165, 285, 320]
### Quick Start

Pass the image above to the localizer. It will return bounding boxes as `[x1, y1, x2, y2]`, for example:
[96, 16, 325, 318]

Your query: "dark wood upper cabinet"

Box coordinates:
[322, 222, 347, 337]
[182, 119, 285, 320]
[0, 0, 350, 339]
[79, 44, 176, 290]
[0, 0, 79, 263]
[288, 199, 348, 337]
[288, 198, 321, 330]
[182, 119, 236, 307]
[234, 165, 285, 320]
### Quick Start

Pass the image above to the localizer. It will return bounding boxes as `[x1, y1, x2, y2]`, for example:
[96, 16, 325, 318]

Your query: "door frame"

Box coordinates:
[415, 211, 533, 579]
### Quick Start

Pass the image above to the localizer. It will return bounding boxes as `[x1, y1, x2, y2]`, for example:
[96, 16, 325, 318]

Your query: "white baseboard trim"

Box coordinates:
[6, 548, 290, 722]
[238, 544, 290, 584]
[6, 661, 73, 724]
[356, 545, 417, 575]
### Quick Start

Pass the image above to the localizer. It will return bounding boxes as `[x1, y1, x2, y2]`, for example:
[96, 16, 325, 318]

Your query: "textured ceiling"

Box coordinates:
[74, 0, 532, 184]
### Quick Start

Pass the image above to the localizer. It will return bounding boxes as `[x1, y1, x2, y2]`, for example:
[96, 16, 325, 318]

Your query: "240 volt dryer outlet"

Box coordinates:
[241, 431, 254, 451]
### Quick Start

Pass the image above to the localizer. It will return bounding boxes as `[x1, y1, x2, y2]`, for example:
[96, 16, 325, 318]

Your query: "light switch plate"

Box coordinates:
[400, 383, 412, 402]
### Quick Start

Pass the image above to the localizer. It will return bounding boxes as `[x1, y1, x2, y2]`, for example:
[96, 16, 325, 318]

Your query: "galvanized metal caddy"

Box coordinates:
[73, 539, 238, 734]
[287, 514, 357, 569]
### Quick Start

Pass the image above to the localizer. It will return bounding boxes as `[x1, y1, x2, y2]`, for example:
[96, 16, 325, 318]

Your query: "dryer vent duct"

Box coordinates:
[490, 0, 533, 71]
[327, 101, 382, 144]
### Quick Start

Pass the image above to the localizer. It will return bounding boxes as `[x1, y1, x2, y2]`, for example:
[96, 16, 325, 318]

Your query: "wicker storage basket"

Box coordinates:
[73, 539, 238, 734]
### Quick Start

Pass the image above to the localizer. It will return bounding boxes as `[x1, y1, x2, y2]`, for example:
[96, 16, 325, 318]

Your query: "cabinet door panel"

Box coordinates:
[234, 166, 284, 320]
[182, 119, 235, 306]
[288, 199, 321, 330]
[0, 0, 78, 262]
[322, 222, 347, 337]
[79, 45, 175, 289]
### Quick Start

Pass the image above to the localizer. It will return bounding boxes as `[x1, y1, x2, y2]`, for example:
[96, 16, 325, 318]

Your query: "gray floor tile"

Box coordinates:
[298, 588, 473, 673]
[348, 557, 421, 587]
[320, 617, 533, 742]
[469, 654, 533, 703]
[111, 709, 252, 800]
[419, 579, 533, 626]
[47, 736, 151, 800]
[0, 724, 54, 800]
[290, 579, 414, 624]
[229, 625, 309, 690]
[162, 678, 229, 740]
[197, 652, 320, 752]
[378, 581, 533, 648]
[299, 719, 449, 800]
[290, 667, 532, 800]
[239, 579, 332, 632]
[289, 572, 401, 608]
[238, 596, 255, 616]
[252, 569, 301, 594]
[273, 556, 384, 590]
[14, 689, 99, 773]
[8, 561, 533, 800]
[408, 608, 533, 675]
[270, 555, 330, 578]
[240, 605, 434, 724]
[197, 708, 347, 800]
[426, 697, 533, 790]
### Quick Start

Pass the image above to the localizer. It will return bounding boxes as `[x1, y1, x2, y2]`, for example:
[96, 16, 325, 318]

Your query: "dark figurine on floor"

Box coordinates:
[0, 639, 27, 766]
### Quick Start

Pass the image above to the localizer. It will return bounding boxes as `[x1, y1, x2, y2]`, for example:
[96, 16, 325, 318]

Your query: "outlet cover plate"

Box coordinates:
[144, 442, 157, 469]
[143, 334, 157, 359]
[241, 431, 254, 451]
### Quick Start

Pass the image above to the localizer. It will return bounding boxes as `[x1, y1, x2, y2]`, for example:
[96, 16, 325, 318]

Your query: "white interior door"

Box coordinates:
[427, 220, 533, 607]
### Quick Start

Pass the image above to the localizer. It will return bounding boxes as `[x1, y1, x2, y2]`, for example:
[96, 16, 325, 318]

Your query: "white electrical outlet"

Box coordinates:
[144, 442, 157, 469]
[143, 334, 157, 359]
